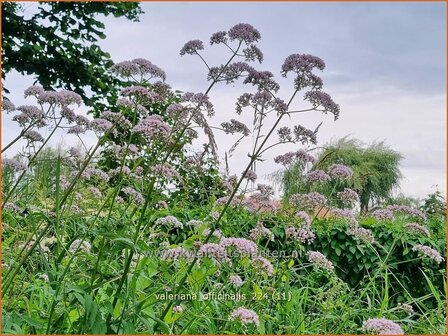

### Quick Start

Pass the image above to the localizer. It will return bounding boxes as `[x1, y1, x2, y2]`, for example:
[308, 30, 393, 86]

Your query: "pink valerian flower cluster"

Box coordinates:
[88, 187, 102, 198]
[293, 124, 319, 145]
[81, 168, 109, 182]
[252, 256, 274, 275]
[249, 222, 274, 241]
[281, 54, 326, 91]
[331, 209, 357, 225]
[290, 192, 326, 210]
[186, 219, 204, 229]
[242, 169, 257, 182]
[23, 130, 44, 142]
[121, 186, 145, 205]
[386, 205, 427, 222]
[286, 227, 316, 244]
[37, 89, 82, 107]
[132, 115, 171, 140]
[2, 158, 27, 171]
[328, 164, 353, 180]
[243, 45, 263, 63]
[112, 58, 166, 80]
[347, 224, 376, 244]
[337, 188, 360, 205]
[296, 211, 312, 227]
[117, 97, 149, 115]
[307, 251, 334, 272]
[89, 118, 113, 133]
[372, 209, 394, 221]
[210, 31, 227, 45]
[198, 243, 229, 263]
[221, 237, 258, 257]
[236, 90, 286, 114]
[180, 39, 204, 55]
[405, 223, 430, 237]
[229, 275, 244, 287]
[412, 244, 443, 264]
[151, 163, 180, 180]
[362, 318, 404, 335]
[155, 215, 184, 229]
[304, 91, 340, 120]
[15, 105, 47, 127]
[221, 119, 250, 136]
[2, 98, 16, 112]
[228, 23, 261, 44]
[120, 86, 160, 104]
[305, 169, 330, 183]
[182, 92, 215, 117]
[274, 150, 315, 166]
[229, 307, 260, 326]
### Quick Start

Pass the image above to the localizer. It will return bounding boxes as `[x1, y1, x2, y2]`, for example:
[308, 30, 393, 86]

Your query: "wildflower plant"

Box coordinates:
[1, 22, 445, 336]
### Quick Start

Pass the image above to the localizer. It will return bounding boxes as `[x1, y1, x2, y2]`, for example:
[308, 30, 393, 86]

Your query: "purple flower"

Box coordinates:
[61, 107, 76, 123]
[244, 69, 280, 92]
[296, 211, 311, 228]
[182, 92, 214, 117]
[229, 307, 260, 326]
[405, 223, 430, 237]
[3, 202, 22, 213]
[281, 54, 326, 76]
[412, 244, 443, 264]
[243, 45, 263, 63]
[68, 125, 87, 135]
[220, 237, 258, 257]
[198, 243, 229, 263]
[362, 318, 404, 335]
[242, 169, 257, 182]
[155, 215, 183, 229]
[90, 118, 113, 133]
[120, 86, 159, 103]
[387, 205, 427, 222]
[221, 119, 250, 136]
[172, 305, 184, 314]
[24, 85, 44, 98]
[210, 31, 228, 45]
[121, 186, 145, 205]
[132, 115, 171, 139]
[57, 90, 83, 106]
[290, 192, 326, 210]
[305, 170, 330, 183]
[229, 275, 243, 287]
[2, 98, 16, 112]
[252, 256, 274, 276]
[133, 58, 166, 80]
[24, 130, 44, 142]
[286, 227, 315, 244]
[274, 152, 296, 165]
[304, 91, 340, 120]
[81, 168, 109, 182]
[372, 209, 394, 221]
[180, 39, 204, 55]
[228, 23, 261, 44]
[293, 125, 318, 145]
[337, 188, 360, 204]
[307, 251, 334, 271]
[17, 105, 46, 126]
[347, 225, 375, 244]
[328, 164, 353, 180]
[69, 239, 91, 253]
[151, 163, 180, 180]
[2, 158, 27, 171]
[249, 222, 274, 241]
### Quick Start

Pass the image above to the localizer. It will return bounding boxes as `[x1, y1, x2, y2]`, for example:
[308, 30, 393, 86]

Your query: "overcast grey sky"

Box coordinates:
[3, 2, 446, 199]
